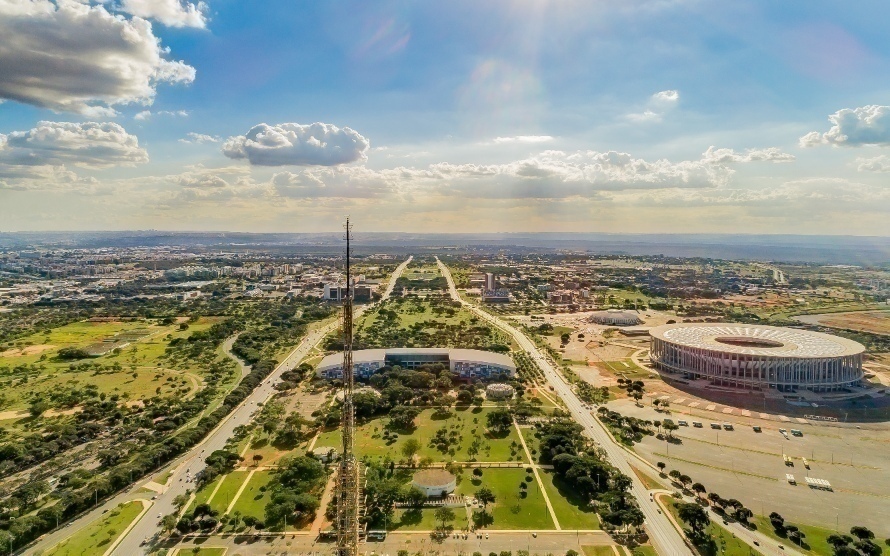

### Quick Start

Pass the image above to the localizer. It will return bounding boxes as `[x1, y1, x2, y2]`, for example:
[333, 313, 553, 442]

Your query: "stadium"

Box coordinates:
[649, 323, 865, 392]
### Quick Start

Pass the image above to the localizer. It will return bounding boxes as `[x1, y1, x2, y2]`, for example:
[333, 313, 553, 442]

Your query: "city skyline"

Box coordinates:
[2, 0, 890, 234]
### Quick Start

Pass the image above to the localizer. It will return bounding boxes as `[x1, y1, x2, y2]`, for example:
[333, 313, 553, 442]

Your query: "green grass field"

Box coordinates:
[315, 407, 528, 463]
[187, 474, 224, 515]
[388, 507, 471, 532]
[539, 469, 600, 530]
[0, 318, 219, 413]
[467, 468, 555, 530]
[45, 500, 144, 556]
[752, 516, 889, 556]
[174, 548, 227, 556]
[582, 547, 616, 556]
[630, 546, 658, 556]
[229, 470, 274, 521]
[207, 470, 248, 515]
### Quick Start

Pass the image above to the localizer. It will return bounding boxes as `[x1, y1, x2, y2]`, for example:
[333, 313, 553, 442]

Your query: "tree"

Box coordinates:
[668, 469, 681, 481]
[29, 399, 51, 418]
[691, 483, 706, 498]
[253, 454, 263, 467]
[486, 408, 513, 434]
[161, 514, 179, 533]
[434, 506, 456, 529]
[401, 438, 421, 460]
[677, 502, 710, 537]
[656, 461, 666, 473]
[402, 486, 427, 508]
[388, 405, 421, 431]
[851, 526, 875, 540]
[473, 468, 483, 477]
[475, 487, 496, 507]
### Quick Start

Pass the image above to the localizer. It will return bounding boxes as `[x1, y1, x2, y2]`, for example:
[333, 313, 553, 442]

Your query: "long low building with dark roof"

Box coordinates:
[649, 323, 865, 393]
[316, 348, 516, 381]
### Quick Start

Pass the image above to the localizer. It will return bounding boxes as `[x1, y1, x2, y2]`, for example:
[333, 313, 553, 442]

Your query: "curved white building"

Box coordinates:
[649, 323, 864, 393]
[412, 469, 457, 497]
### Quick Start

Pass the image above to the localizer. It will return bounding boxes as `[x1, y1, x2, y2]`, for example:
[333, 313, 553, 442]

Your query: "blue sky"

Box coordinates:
[1, 0, 889, 234]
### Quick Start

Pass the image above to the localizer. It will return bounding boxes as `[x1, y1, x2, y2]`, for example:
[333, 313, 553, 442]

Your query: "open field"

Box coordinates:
[0, 318, 219, 413]
[540, 469, 600, 529]
[388, 507, 470, 532]
[44, 500, 144, 556]
[229, 470, 274, 520]
[207, 471, 249, 515]
[172, 548, 227, 556]
[315, 407, 528, 463]
[795, 310, 890, 336]
[753, 515, 890, 556]
[468, 468, 555, 530]
[582, 545, 616, 556]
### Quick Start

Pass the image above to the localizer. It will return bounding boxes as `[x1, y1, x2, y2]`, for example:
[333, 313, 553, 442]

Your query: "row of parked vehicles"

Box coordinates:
[675, 420, 804, 437]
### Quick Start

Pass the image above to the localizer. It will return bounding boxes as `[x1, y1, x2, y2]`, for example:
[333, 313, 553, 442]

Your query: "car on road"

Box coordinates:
[723, 423, 734, 430]
[710, 423, 721, 429]
[752, 425, 762, 432]
[693, 421, 703, 428]
[678, 420, 688, 426]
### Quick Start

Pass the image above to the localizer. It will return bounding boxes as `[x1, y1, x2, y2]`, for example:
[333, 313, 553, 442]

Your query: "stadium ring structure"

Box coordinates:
[649, 323, 865, 393]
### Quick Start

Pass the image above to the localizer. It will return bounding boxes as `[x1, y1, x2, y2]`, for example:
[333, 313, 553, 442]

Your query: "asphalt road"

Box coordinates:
[24, 257, 412, 556]
[436, 258, 693, 556]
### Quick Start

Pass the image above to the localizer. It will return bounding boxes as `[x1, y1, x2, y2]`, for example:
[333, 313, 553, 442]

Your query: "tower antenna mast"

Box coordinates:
[335, 217, 361, 556]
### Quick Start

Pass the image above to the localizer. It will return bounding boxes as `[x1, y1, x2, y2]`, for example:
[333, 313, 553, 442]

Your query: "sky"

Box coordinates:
[1, 0, 890, 235]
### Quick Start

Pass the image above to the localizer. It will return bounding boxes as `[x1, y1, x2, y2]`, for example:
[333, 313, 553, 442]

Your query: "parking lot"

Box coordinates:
[612, 398, 890, 534]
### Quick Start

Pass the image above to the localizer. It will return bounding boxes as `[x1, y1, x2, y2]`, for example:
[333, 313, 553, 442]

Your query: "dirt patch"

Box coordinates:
[795, 310, 890, 336]
[1, 344, 55, 357]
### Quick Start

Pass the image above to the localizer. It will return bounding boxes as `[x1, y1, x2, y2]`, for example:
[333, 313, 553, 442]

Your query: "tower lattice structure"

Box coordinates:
[335, 218, 362, 556]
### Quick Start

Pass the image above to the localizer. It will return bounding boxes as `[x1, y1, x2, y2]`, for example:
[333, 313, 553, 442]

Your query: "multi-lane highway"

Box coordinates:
[26, 257, 412, 556]
[436, 258, 693, 556]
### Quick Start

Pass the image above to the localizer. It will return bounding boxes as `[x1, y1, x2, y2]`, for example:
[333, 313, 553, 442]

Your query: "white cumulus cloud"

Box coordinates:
[119, 0, 207, 28]
[652, 90, 680, 103]
[223, 122, 370, 166]
[179, 132, 221, 144]
[0, 0, 196, 114]
[800, 105, 890, 147]
[0, 121, 148, 170]
[702, 146, 795, 164]
[856, 155, 890, 173]
[492, 136, 554, 144]
[627, 90, 680, 123]
[134, 109, 189, 120]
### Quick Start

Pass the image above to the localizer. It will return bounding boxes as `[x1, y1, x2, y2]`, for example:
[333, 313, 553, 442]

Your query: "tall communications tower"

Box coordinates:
[335, 218, 362, 556]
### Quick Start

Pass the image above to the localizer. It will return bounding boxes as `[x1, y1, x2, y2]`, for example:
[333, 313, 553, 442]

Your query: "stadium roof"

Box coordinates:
[650, 323, 865, 358]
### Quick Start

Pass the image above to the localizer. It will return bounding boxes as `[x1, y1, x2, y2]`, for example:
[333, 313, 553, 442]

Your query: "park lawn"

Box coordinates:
[470, 468, 555, 530]
[539, 469, 600, 530]
[667, 500, 764, 556]
[187, 474, 224, 515]
[208, 471, 248, 515]
[752, 516, 889, 556]
[174, 548, 227, 556]
[0, 318, 219, 412]
[388, 507, 470, 532]
[630, 547, 658, 556]
[315, 407, 528, 463]
[582, 547, 616, 556]
[45, 500, 144, 556]
[229, 470, 274, 521]
[241, 434, 288, 467]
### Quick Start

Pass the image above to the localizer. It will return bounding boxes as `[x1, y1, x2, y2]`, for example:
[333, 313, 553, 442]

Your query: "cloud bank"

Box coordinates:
[0, 0, 195, 115]
[800, 105, 890, 147]
[223, 123, 370, 166]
